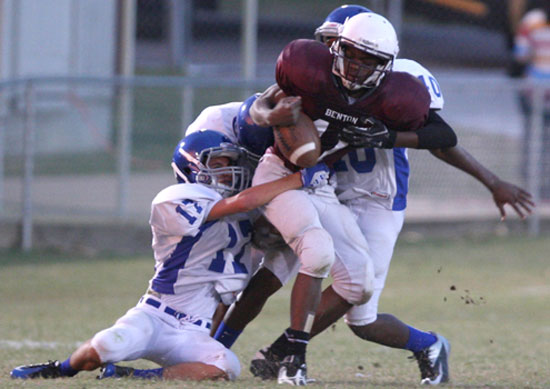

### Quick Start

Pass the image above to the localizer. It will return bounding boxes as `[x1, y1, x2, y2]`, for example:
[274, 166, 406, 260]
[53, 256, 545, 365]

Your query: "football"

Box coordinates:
[273, 112, 321, 168]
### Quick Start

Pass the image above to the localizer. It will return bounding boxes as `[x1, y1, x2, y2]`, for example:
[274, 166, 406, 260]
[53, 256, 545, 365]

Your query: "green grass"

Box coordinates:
[1, 236, 549, 388]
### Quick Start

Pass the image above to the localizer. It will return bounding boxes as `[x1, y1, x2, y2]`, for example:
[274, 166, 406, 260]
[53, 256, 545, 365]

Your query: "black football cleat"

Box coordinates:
[11, 360, 62, 379]
[250, 346, 282, 380]
[97, 363, 135, 379]
[411, 333, 450, 385]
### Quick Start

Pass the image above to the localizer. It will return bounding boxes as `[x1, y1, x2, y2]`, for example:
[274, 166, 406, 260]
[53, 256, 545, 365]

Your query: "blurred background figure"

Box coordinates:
[513, 1, 550, 199]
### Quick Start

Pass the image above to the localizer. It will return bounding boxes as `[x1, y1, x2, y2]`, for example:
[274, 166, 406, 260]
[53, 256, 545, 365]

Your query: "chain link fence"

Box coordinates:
[2, 0, 549, 250]
[135, 0, 530, 72]
[2, 75, 548, 245]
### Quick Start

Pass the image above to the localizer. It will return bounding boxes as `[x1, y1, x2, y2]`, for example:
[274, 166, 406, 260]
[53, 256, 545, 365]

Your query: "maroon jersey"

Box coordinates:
[276, 39, 431, 151]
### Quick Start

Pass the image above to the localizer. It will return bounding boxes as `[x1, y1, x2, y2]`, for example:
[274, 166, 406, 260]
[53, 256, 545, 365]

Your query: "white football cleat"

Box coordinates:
[277, 354, 308, 386]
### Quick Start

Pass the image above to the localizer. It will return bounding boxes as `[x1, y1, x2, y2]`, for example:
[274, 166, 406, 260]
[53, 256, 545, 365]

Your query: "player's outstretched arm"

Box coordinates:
[342, 111, 457, 150]
[429, 145, 535, 220]
[207, 163, 330, 221]
[393, 110, 457, 149]
[207, 173, 301, 220]
[249, 84, 301, 127]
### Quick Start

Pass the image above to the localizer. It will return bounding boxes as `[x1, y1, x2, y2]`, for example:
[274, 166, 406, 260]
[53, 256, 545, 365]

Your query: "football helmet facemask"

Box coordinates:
[331, 13, 399, 91]
[172, 130, 251, 197]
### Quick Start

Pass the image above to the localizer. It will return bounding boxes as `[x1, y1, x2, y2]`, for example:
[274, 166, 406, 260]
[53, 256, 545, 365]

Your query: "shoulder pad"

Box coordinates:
[153, 184, 222, 205]
[393, 59, 444, 110]
[376, 72, 431, 131]
[276, 39, 333, 97]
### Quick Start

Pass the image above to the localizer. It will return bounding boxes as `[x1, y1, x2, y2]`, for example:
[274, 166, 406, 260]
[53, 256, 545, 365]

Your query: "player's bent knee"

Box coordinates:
[221, 349, 241, 380]
[91, 328, 128, 363]
[349, 285, 373, 305]
[296, 228, 334, 278]
[333, 280, 373, 306]
[344, 288, 382, 326]
[357, 287, 373, 305]
[91, 321, 151, 363]
[206, 348, 241, 381]
[350, 265, 375, 305]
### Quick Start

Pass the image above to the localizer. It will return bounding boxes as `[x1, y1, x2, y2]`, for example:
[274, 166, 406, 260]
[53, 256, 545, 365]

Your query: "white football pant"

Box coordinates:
[253, 149, 374, 305]
[91, 299, 241, 380]
[342, 198, 405, 325]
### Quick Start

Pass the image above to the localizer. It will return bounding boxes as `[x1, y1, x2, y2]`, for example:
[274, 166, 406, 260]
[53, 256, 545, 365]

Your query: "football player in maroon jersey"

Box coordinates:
[250, 13, 458, 385]
[214, 10, 533, 386]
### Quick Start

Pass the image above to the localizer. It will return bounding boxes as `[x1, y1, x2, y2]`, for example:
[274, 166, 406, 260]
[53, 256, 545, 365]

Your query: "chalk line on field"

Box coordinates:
[0, 339, 82, 350]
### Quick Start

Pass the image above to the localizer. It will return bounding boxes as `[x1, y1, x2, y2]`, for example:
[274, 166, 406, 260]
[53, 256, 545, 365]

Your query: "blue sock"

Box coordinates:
[132, 367, 164, 379]
[59, 358, 79, 377]
[214, 321, 242, 349]
[405, 326, 438, 352]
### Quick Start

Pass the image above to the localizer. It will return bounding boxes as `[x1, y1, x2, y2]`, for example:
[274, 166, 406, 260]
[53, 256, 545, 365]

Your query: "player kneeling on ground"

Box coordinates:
[10, 129, 330, 382]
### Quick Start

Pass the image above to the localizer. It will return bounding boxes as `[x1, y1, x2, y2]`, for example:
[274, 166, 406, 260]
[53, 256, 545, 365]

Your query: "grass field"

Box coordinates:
[1, 235, 549, 388]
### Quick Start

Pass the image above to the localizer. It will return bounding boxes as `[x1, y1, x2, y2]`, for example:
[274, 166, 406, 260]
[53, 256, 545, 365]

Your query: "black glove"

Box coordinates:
[339, 117, 397, 148]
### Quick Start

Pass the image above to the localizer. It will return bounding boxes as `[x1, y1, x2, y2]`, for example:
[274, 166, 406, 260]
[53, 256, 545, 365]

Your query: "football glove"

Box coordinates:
[340, 117, 397, 148]
[300, 162, 331, 188]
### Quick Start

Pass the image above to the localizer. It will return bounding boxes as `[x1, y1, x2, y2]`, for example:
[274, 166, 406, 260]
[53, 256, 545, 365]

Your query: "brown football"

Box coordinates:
[273, 112, 321, 168]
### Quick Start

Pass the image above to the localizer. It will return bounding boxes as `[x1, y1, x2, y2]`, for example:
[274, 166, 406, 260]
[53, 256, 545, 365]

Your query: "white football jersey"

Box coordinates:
[185, 102, 241, 142]
[394, 59, 444, 109]
[335, 59, 444, 210]
[148, 183, 253, 320]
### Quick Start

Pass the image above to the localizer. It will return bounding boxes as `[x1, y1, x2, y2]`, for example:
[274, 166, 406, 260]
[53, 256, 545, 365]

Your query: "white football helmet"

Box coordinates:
[331, 13, 399, 91]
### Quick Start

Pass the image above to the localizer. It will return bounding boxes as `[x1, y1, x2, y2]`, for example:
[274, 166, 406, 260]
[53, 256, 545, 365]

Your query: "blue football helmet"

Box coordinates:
[233, 94, 274, 166]
[314, 4, 371, 44]
[172, 130, 251, 197]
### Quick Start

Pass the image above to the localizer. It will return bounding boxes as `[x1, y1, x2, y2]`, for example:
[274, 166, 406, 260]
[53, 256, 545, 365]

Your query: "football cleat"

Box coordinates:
[11, 360, 62, 379]
[412, 333, 450, 385]
[277, 354, 308, 386]
[97, 363, 134, 379]
[250, 346, 282, 380]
